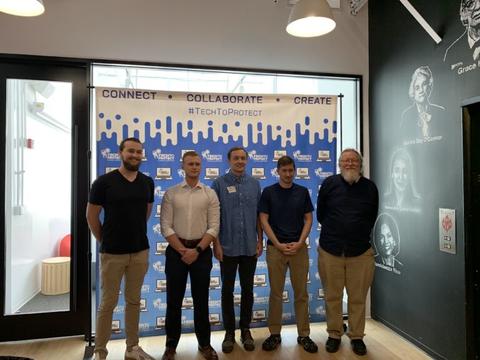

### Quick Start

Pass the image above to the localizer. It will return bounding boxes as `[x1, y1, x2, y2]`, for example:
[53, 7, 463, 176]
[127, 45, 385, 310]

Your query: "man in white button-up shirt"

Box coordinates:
[160, 151, 220, 360]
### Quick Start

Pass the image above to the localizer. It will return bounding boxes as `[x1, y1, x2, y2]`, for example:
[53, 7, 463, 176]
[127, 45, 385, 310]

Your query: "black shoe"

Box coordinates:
[351, 339, 367, 356]
[240, 329, 255, 351]
[297, 336, 318, 353]
[198, 344, 219, 360]
[325, 337, 341, 353]
[262, 334, 281, 351]
[222, 331, 235, 353]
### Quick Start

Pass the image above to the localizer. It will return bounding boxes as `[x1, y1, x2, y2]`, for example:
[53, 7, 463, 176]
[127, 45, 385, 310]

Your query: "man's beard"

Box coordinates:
[341, 169, 360, 184]
[123, 160, 141, 172]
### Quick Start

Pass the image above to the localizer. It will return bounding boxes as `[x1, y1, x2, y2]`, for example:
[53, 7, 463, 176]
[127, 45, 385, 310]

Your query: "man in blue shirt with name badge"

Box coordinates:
[211, 147, 263, 353]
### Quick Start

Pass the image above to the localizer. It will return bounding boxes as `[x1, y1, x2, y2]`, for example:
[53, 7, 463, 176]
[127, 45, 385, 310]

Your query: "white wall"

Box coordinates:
[0, 0, 367, 74]
[0, 0, 369, 154]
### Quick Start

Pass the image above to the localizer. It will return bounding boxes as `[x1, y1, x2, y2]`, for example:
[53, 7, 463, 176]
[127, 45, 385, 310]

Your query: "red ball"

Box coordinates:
[59, 234, 71, 257]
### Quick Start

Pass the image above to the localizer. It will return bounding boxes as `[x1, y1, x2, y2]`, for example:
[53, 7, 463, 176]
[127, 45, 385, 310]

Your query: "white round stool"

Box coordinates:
[41, 256, 70, 295]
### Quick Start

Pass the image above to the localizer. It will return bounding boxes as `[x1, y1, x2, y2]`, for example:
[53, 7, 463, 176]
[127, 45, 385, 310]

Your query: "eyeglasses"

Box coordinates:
[340, 158, 360, 164]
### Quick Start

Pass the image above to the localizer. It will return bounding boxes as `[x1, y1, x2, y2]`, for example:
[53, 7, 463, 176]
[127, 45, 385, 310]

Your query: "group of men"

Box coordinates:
[86, 138, 379, 360]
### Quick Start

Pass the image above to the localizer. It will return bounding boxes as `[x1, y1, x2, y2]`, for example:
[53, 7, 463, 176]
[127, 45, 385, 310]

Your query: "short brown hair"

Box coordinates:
[119, 137, 142, 151]
[277, 155, 295, 169]
[227, 146, 248, 160]
[182, 150, 200, 162]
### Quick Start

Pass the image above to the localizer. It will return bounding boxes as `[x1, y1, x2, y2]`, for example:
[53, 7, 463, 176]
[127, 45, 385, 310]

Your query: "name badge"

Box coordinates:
[227, 186, 236, 193]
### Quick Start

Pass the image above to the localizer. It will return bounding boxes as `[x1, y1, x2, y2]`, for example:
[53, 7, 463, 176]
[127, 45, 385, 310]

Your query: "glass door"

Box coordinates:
[0, 58, 90, 341]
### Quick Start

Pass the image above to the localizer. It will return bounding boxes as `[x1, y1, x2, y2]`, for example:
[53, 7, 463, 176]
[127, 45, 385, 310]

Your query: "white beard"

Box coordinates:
[341, 169, 360, 184]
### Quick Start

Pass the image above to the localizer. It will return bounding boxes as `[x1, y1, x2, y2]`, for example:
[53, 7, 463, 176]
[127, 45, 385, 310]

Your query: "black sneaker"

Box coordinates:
[325, 337, 341, 353]
[297, 336, 318, 353]
[351, 339, 367, 356]
[262, 334, 281, 351]
[222, 331, 235, 353]
[240, 329, 255, 351]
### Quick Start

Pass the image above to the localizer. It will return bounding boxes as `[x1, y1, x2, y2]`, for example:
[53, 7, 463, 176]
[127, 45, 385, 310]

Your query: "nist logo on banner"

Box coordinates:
[101, 148, 120, 161]
[153, 298, 166, 310]
[201, 149, 222, 162]
[293, 150, 312, 162]
[314, 167, 334, 179]
[154, 186, 166, 198]
[152, 149, 175, 162]
[152, 260, 165, 273]
[153, 224, 162, 235]
[248, 150, 268, 162]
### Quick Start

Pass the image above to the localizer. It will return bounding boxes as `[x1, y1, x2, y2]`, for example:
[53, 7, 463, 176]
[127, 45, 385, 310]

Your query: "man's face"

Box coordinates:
[182, 155, 202, 179]
[463, 0, 480, 28]
[413, 74, 430, 104]
[379, 223, 395, 256]
[228, 149, 247, 175]
[339, 151, 361, 183]
[392, 158, 408, 193]
[119, 141, 143, 171]
[278, 164, 295, 186]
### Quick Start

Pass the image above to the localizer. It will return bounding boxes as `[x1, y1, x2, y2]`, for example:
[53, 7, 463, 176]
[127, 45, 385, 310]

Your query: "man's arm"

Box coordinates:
[182, 189, 220, 264]
[160, 191, 187, 253]
[259, 212, 288, 254]
[317, 182, 328, 223]
[256, 181, 263, 257]
[256, 216, 263, 257]
[146, 202, 153, 220]
[86, 203, 103, 242]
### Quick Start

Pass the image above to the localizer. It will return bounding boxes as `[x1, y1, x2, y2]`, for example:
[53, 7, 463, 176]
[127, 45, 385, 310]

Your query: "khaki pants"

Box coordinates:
[266, 244, 310, 337]
[95, 249, 149, 357]
[318, 247, 375, 340]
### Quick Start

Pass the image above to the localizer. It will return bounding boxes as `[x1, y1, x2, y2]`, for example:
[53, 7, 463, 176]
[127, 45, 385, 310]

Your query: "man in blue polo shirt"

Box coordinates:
[211, 146, 263, 353]
[259, 155, 318, 354]
[317, 148, 378, 356]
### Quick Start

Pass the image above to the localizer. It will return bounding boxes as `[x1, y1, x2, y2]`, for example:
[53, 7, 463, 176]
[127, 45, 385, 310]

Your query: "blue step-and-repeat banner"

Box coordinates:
[95, 88, 338, 338]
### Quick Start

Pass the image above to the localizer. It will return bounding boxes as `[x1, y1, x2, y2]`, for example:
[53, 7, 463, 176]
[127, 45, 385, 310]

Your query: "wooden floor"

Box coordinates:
[0, 319, 431, 360]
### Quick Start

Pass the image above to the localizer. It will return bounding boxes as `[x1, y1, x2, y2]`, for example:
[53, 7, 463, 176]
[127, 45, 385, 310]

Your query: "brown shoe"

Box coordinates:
[161, 347, 176, 360]
[198, 344, 218, 360]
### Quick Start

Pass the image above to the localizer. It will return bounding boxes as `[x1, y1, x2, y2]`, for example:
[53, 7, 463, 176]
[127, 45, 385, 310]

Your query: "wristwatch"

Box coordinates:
[195, 245, 203, 254]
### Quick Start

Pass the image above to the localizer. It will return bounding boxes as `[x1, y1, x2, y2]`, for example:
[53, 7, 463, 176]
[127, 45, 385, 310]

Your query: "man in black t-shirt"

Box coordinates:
[259, 156, 318, 354]
[86, 137, 155, 360]
[317, 148, 378, 357]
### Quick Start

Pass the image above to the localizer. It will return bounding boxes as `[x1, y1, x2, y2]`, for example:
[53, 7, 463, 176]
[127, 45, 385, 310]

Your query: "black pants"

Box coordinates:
[220, 255, 257, 332]
[165, 245, 212, 348]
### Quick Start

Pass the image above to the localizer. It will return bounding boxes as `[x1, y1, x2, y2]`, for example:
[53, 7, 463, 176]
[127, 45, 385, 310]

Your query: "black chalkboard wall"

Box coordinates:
[369, 0, 479, 359]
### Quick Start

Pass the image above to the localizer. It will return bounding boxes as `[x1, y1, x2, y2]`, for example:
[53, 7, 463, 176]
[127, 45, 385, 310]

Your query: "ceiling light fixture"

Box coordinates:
[286, 0, 336, 38]
[0, 0, 45, 17]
